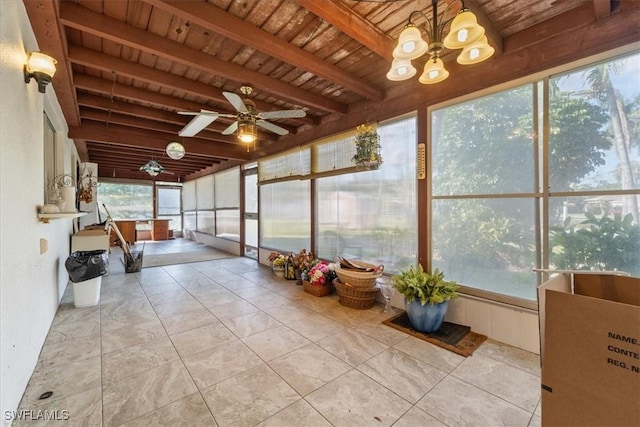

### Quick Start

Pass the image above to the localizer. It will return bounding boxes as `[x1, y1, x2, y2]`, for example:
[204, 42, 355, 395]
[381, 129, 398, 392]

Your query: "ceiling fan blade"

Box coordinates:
[178, 112, 218, 137]
[177, 109, 219, 116]
[257, 119, 289, 136]
[221, 121, 238, 135]
[259, 109, 306, 119]
[223, 92, 248, 113]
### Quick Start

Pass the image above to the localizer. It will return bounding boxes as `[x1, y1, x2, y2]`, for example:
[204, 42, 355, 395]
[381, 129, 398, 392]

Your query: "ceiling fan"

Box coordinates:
[177, 86, 306, 141]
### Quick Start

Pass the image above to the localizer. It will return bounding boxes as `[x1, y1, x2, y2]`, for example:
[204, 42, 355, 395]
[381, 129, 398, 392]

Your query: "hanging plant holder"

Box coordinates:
[352, 124, 383, 170]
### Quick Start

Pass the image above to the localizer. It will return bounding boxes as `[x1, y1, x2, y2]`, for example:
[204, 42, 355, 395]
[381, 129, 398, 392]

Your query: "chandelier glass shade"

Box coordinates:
[387, 0, 494, 85]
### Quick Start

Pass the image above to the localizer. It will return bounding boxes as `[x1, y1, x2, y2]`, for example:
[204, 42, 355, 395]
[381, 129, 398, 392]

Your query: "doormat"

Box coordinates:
[382, 311, 487, 357]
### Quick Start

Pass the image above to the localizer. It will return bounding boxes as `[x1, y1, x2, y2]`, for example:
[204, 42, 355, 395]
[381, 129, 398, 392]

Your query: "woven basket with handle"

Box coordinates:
[335, 260, 383, 288]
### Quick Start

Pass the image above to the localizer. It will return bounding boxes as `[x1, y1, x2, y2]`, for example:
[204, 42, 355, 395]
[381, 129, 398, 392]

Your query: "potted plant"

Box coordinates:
[352, 124, 383, 170]
[392, 264, 459, 333]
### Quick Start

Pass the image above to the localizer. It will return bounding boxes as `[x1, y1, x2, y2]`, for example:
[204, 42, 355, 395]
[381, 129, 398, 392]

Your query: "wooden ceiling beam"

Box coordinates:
[96, 158, 202, 172]
[291, 0, 396, 60]
[74, 74, 210, 113]
[143, 0, 384, 101]
[59, 2, 346, 114]
[505, 3, 596, 53]
[23, 0, 80, 127]
[87, 141, 228, 161]
[67, 45, 303, 121]
[593, 0, 612, 19]
[98, 168, 182, 182]
[86, 152, 216, 169]
[68, 45, 228, 103]
[77, 93, 187, 124]
[69, 122, 252, 161]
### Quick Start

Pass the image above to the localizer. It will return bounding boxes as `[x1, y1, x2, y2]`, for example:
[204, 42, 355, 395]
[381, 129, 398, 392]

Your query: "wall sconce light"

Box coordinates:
[24, 51, 57, 93]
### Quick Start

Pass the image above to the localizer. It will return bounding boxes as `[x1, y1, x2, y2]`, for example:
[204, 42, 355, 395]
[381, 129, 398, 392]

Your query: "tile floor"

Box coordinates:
[17, 241, 542, 426]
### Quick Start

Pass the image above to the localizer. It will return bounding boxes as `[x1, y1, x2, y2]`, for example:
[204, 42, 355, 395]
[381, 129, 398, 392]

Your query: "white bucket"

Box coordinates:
[73, 276, 102, 308]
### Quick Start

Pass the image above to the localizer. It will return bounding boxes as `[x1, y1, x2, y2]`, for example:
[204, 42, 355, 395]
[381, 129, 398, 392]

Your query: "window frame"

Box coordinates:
[427, 48, 640, 310]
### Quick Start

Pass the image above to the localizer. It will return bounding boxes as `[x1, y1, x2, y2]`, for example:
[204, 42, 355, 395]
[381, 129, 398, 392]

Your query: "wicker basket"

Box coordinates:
[302, 280, 333, 297]
[335, 261, 383, 288]
[334, 279, 379, 309]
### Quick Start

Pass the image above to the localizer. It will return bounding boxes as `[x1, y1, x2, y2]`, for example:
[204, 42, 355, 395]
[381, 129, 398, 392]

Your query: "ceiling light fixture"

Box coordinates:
[139, 160, 165, 177]
[237, 113, 257, 144]
[387, 0, 494, 85]
[165, 141, 185, 159]
[24, 51, 57, 93]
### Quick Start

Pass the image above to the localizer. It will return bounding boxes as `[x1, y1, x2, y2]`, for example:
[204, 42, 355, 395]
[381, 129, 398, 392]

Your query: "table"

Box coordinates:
[109, 219, 171, 245]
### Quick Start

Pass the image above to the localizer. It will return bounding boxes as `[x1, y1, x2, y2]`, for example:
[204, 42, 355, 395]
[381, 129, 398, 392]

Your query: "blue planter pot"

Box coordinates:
[405, 299, 448, 333]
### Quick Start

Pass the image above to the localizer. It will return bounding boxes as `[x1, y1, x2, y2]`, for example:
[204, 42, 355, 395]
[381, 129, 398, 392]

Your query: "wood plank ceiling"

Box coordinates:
[24, 0, 640, 182]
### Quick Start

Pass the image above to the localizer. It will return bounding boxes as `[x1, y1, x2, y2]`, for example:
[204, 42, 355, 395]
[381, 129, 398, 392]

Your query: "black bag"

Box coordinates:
[65, 250, 108, 283]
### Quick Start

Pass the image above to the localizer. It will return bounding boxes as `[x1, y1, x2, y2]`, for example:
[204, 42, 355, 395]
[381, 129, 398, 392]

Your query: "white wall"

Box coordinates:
[0, 1, 76, 421]
[445, 295, 540, 354]
[188, 231, 241, 255]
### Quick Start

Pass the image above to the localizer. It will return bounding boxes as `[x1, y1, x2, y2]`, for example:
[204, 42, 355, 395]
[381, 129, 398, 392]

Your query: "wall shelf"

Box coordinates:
[38, 212, 87, 223]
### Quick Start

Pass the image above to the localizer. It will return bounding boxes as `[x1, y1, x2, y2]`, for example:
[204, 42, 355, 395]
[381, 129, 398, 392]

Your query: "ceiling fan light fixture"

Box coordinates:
[238, 119, 257, 143]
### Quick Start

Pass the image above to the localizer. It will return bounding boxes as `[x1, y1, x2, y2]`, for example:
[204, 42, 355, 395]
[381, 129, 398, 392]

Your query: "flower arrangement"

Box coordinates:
[307, 260, 339, 287]
[291, 249, 315, 273]
[352, 123, 382, 169]
[267, 251, 286, 266]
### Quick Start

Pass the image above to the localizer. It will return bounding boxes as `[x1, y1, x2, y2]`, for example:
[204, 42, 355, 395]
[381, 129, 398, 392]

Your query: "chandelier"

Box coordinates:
[387, 0, 494, 84]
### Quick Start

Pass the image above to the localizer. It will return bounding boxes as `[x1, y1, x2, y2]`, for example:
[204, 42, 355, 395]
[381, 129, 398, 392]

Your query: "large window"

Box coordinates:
[196, 175, 214, 234]
[98, 181, 153, 219]
[548, 54, 640, 277]
[431, 85, 538, 301]
[430, 51, 640, 304]
[214, 167, 240, 241]
[260, 180, 311, 253]
[156, 185, 182, 232]
[182, 180, 196, 234]
[316, 116, 418, 272]
[244, 167, 258, 258]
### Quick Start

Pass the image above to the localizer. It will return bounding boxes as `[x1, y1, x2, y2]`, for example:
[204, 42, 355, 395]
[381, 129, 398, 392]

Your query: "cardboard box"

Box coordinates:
[538, 273, 640, 426]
